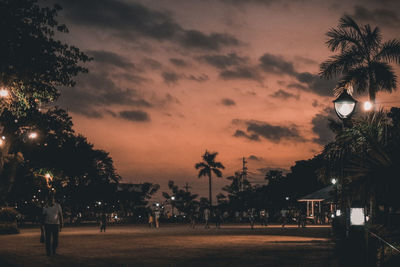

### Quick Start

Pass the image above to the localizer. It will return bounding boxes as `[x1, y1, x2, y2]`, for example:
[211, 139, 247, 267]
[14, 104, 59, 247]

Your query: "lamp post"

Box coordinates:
[333, 89, 358, 237]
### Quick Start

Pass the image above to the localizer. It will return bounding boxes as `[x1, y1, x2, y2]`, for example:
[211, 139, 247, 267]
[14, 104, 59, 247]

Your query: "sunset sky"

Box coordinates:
[50, 0, 400, 201]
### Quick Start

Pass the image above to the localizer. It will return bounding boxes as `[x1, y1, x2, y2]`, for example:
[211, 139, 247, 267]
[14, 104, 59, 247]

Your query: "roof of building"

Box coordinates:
[297, 185, 335, 202]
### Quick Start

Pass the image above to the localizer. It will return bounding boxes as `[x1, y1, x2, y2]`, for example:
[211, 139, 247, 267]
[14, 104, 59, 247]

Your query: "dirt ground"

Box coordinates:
[0, 224, 338, 267]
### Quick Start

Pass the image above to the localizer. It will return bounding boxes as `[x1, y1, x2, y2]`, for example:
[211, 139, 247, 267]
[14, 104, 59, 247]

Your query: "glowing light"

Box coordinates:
[1, 136, 5, 140]
[28, 132, 38, 139]
[350, 208, 365, 225]
[0, 88, 9, 98]
[0, 139, 3, 146]
[336, 210, 341, 216]
[363, 101, 373, 111]
[45, 173, 52, 180]
[171, 196, 175, 200]
[156, 203, 160, 207]
[285, 197, 289, 200]
[335, 101, 356, 118]
[331, 178, 337, 185]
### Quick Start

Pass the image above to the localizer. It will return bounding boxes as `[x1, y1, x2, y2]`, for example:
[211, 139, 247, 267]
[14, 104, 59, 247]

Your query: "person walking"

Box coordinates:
[148, 213, 154, 228]
[100, 213, 107, 232]
[248, 208, 256, 229]
[214, 209, 222, 229]
[281, 209, 288, 228]
[204, 208, 210, 229]
[154, 210, 160, 228]
[42, 195, 63, 256]
[260, 209, 266, 226]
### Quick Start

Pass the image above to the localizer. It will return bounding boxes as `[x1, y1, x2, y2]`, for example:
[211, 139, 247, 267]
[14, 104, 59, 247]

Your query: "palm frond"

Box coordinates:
[363, 25, 382, 52]
[336, 66, 369, 94]
[195, 162, 207, 169]
[375, 39, 400, 63]
[326, 27, 363, 52]
[198, 168, 210, 178]
[319, 48, 364, 79]
[371, 61, 397, 93]
[212, 168, 223, 177]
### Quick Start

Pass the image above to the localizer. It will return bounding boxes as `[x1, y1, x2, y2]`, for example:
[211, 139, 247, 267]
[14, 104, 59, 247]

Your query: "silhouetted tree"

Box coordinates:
[195, 150, 224, 209]
[320, 16, 400, 103]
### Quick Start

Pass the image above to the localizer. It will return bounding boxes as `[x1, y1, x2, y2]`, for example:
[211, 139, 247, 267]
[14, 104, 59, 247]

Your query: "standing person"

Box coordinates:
[281, 209, 288, 228]
[148, 213, 154, 228]
[100, 213, 107, 232]
[204, 208, 210, 229]
[248, 208, 256, 229]
[42, 195, 63, 256]
[154, 210, 160, 228]
[265, 210, 269, 226]
[260, 209, 266, 226]
[214, 209, 222, 229]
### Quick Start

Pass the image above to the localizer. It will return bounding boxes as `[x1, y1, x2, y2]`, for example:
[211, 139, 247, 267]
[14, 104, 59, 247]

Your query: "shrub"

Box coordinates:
[0, 207, 20, 222]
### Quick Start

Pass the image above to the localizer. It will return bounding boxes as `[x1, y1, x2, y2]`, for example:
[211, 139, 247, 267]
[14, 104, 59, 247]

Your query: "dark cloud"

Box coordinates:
[259, 53, 337, 96]
[270, 89, 299, 100]
[87, 50, 135, 69]
[119, 110, 150, 122]
[351, 5, 400, 28]
[233, 130, 260, 141]
[179, 30, 240, 51]
[186, 74, 209, 82]
[141, 58, 163, 70]
[248, 155, 263, 161]
[221, 98, 236, 106]
[58, 72, 151, 118]
[220, 66, 261, 81]
[257, 167, 289, 175]
[311, 108, 337, 145]
[169, 58, 188, 67]
[259, 53, 296, 75]
[295, 72, 338, 97]
[246, 122, 304, 143]
[162, 71, 181, 84]
[294, 56, 318, 65]
[233, 120, 305, 143]
[198, 53, 247, 69]
[58, 0, 239, 51]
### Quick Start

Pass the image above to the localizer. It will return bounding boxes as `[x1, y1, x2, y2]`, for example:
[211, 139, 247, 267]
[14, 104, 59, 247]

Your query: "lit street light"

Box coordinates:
[331, 178, 337, 185]
[333, 89, 357, 119]
[0, 88, 9, 98]
[363, 101, 373, 111]
[28, 132, 38, 139]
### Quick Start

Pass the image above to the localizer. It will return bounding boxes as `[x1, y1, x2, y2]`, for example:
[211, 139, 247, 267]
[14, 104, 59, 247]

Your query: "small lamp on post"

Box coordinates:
[333, 89, 357, 120]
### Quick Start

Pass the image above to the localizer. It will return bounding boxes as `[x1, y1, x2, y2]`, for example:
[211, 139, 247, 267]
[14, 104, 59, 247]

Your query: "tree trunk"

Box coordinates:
[209, 174, 212, 210]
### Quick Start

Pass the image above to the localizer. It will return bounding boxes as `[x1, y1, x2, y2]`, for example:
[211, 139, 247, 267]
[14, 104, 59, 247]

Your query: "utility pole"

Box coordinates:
[183, 182, 191, 192]
[241, 157, 247, 192]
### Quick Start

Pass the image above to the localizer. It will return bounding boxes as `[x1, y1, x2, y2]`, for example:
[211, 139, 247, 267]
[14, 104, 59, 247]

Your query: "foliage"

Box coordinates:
[195, 150, 224, 208]
[162, 180, 198, 215]
[320, 16, 400, 101]
[0, 207, 19, 222]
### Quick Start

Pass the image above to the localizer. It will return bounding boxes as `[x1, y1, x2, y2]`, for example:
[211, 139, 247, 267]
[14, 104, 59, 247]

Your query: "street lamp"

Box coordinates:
[0, 88, 9, 98]
[333, 89, 357, 119]
[28, 132, 38, 139]
[331, 178, 337, 185]
[363, 101, 373, 111]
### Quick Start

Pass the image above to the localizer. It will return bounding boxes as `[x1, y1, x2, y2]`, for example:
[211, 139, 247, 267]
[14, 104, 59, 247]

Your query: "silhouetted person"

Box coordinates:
[148, 213, 154, 228]
[204, 208, 210, 229]
[154, 210, 160, 228]
[281, 209, 288, 228]
[214, 209, 222, 229]
[100, 214, 107, 232]
[248, 208, 256, 229]
[260, 209, 266, 226]
[42, 195, 63, 256]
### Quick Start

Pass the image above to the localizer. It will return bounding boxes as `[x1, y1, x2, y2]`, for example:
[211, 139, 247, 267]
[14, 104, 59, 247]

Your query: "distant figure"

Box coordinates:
[265, 210, 270, 226]
[298, 210, 306, 228]
[100, 214, 107, 232]
[154, 210, 160, 228]
[281, 209, 288, 228]
[248, 208, 256, 229]
[214, 209, 222, 229]
[235, 211, 240, 222]
[190, 211, 198, 229]
[260, 209, 266, 226]
[204, 208, 210, 229]
[148, 214, 154, 228]
[42, 195, 63, 256]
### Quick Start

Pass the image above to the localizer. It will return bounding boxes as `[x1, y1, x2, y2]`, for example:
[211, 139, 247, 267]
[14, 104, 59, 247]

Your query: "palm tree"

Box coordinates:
[195, 150, 225, 209]
[320, 16, 400, 104]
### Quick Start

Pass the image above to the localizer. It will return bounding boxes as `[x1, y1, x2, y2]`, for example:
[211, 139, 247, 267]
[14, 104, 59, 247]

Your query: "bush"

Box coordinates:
[0, 207, 20, 222]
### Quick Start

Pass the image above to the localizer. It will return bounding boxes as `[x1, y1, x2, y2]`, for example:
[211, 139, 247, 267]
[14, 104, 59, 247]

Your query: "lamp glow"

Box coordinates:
[336, 210, 341, 216]
[333, 90, 357, 119]
[350, 208, 365, 225]
[171, 196, 175, 200]
[44, 173, 52, 180]
[331, 178, 337, 185]
[28, 132, 38, 139]
[363, 101, 373, 111]
[0, 89, 9, 98]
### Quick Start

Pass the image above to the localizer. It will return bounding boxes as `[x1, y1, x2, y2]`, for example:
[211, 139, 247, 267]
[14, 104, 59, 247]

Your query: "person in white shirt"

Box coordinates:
[42, 195, 63, 256]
